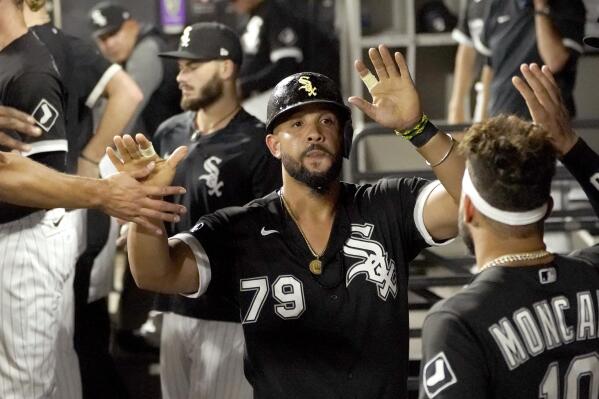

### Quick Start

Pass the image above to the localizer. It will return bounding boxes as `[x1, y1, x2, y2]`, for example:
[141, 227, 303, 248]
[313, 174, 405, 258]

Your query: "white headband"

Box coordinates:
[462, 168, 548, 225]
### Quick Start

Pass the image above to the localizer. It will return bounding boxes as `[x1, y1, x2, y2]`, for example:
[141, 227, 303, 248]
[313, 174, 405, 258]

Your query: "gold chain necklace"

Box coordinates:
[280, 193, 324, 275]
[479, 249, 552, 272]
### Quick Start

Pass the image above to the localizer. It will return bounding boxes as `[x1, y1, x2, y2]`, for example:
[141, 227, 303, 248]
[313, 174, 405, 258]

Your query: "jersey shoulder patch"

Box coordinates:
[32, 98, 60, 132]
[423, 352, 458, 398]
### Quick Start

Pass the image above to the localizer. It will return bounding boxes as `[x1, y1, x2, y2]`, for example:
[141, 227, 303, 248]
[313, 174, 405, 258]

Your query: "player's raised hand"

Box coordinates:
[107, 133, 188, 187]
[348, 45, 422, 131]
[0, 105, 42, 152]
[512, 63, 577, 156]
[101, 162, 187, 234]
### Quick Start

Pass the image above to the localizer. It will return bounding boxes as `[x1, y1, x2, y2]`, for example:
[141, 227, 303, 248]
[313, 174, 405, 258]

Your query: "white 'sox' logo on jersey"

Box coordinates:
[343, 223, 397, 301]
[198, 156, 224, 197]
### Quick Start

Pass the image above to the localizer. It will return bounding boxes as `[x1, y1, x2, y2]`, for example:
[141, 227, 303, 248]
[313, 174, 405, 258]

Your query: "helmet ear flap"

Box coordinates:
[343, 119, 354, 158]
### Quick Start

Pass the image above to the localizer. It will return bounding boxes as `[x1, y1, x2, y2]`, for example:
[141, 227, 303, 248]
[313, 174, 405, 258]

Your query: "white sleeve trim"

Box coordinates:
[562, 38, 583, 54]
[413, 180, 455, 247]
[84, 64, 122, 108]
[168, 232, 212, 298]
[451, 29, 473, 46]
[270, 47, 303, 63]
[21, 139, 68, 157]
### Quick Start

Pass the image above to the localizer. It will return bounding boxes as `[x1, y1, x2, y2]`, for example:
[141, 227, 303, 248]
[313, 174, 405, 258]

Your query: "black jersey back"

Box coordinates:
[153, 109, 281, 320]
[174, 177, 442, 398]
[0, 31, 67, 223]
[31, 23, 115, 173]
[419, 249, 599, 399]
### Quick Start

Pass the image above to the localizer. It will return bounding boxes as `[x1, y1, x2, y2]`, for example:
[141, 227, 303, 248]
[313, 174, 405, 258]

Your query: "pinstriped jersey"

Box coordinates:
[152, 109, 281, 320]
[419, 249, 599, 399]
[0, 31, 67, 224]
[174, 177, 440, 398]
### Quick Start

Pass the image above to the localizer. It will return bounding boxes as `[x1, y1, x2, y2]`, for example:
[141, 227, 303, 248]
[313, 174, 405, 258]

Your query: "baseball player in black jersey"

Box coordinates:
[152, 22, 280, 398]
[233, 0, 304, 121]
[111, 44, 466, 398]
[450, 0, 586, 120]
[419, 64, 599, 399]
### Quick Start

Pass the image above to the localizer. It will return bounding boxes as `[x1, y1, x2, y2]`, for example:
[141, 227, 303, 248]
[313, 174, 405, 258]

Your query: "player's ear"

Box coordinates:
[265, 133, 281, 159]
[220, 59, 235, 80]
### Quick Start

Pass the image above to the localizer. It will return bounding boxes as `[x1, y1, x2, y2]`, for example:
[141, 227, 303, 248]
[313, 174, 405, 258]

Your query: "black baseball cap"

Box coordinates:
[159, 22, 243, 65]
[89, 2, 131, 38]
[584, 18, 599, 49]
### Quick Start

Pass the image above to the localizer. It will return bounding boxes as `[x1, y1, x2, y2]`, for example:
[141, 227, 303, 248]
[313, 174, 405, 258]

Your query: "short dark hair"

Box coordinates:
[459, 115, 556, 214]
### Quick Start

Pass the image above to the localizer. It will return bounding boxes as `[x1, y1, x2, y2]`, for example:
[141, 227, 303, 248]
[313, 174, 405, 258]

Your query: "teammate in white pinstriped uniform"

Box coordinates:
[118, 22, 281, 398]
[0, 1, 74, 397]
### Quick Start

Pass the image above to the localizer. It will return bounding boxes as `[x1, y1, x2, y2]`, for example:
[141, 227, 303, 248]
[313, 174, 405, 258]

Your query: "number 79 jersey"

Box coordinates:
[419, 248, 599, 399]
[172, 177, 445, 399]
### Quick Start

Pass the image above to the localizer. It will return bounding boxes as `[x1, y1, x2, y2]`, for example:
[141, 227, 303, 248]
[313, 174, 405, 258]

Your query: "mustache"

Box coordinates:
[179, 84, 193, 91]
[301, 144, 333, 158]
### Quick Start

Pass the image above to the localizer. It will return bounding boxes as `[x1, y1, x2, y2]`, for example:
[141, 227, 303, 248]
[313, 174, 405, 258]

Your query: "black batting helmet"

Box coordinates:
[265, 72, 354, 158]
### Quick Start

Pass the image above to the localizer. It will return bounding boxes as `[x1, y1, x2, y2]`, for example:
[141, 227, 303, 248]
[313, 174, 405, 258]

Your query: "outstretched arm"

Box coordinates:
[348, 45, 463, 241]
[108, 134, 200, 294]
[513, 63, 599, 215]
[0, 151, 186, 230]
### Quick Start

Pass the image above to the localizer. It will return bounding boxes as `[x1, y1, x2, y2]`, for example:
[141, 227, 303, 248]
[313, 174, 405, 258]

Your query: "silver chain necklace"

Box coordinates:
[479, 249, 552, 272]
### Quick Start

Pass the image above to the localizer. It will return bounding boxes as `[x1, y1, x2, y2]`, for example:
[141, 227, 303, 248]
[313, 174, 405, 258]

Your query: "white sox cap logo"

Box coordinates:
[423, 352, 458, 398]
[181, 26, 192, 48]
[91, 9, 107, 27]
[343, 223, 397, 301]
[32, 99, 59, 132]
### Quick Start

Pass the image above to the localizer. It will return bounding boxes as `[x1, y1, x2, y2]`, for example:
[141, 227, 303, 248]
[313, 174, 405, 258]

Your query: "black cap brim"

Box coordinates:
[159, 50, 227, 62]
[92, 25, 121, 38]
[584, 36, 599, 49]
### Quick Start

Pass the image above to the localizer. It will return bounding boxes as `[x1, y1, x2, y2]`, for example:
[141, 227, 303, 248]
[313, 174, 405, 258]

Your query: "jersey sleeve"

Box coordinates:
[65, 34, 119, 109]
[551, 0, 586, 54]
[560, 139, 599, 217]
[4, 71, 67, 158]
[169, 207, 240, 297]
[451, 0, 473, 46]
[419, 310, 488, 399]
[377, 177, 451, 262]
[266, 12, 304, 64]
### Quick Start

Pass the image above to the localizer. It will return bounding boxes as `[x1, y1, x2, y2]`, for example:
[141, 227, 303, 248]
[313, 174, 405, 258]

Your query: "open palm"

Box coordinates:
[107, 134, 187, 189]
[349, 45, 422, 131]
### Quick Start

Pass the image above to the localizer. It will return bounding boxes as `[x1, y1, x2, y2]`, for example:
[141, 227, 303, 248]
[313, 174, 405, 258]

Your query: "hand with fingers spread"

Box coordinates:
[348, 44, 422, 131]
[0, 105, 42, 152]
[107, 133, 188, 188]
[512, 63, 577, 156]
[101, 161, 188, 234]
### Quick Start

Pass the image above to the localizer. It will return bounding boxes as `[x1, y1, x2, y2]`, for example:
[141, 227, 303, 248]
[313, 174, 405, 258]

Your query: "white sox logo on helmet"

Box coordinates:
[343, 223, 398, 301]
[298, 76, 317, 97]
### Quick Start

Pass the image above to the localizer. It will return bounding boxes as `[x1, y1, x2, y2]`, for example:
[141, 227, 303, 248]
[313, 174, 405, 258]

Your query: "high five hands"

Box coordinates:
[348, 45, 423, 131]
[107, 133, 188, 188]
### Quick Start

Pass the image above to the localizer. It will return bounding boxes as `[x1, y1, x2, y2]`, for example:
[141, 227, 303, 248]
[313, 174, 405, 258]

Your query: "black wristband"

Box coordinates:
[410, 120, 439, 148]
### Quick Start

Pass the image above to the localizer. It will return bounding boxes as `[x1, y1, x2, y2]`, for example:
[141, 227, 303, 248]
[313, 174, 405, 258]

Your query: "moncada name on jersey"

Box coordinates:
[489, 289, 599, 370]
